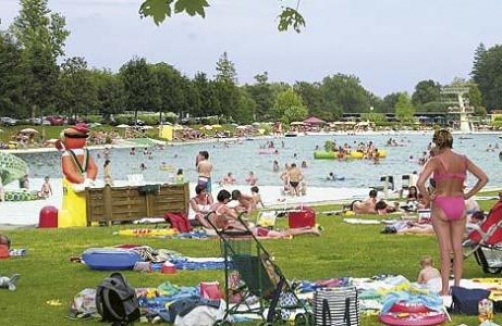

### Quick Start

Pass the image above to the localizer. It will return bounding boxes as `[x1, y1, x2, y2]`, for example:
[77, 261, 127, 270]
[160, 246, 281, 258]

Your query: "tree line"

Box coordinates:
[0, 0, 500, 125]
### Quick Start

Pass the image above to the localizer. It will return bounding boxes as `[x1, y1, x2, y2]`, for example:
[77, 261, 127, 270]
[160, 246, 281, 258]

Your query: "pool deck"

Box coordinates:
[0, 178, 370, 227]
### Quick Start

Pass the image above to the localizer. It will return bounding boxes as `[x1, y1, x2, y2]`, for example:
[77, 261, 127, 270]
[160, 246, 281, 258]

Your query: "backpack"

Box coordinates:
[96, 273, 140, 326]
[164, 212, 192, 233]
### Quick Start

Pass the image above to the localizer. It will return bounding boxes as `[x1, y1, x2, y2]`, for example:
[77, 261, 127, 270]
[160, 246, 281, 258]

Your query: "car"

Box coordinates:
[46, 115, 66, 126]
[27, 117, 51, 125]
[0, 117, 18, 126]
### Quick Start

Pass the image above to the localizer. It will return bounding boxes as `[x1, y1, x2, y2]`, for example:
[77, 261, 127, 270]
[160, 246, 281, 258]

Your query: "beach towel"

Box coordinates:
[343, 218, 381, 225]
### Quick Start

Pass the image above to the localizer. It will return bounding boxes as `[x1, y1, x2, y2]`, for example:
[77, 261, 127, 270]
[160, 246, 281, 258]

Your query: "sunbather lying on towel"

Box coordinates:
[350, 189, 378, 214]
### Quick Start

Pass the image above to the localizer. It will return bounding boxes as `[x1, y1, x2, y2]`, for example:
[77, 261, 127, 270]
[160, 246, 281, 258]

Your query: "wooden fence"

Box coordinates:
[85, 183, 189, 225]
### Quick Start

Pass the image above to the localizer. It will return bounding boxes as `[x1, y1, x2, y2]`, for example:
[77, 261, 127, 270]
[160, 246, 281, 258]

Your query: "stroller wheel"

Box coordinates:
[213, 320, 233, 326]
[482, 266, 502, 274]
[294, 313, 311, 326]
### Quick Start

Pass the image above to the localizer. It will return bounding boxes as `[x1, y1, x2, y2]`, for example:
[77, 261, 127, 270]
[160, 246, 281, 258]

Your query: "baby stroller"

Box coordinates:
[205, 212, 313, 325]
[463, 200, 502, 274]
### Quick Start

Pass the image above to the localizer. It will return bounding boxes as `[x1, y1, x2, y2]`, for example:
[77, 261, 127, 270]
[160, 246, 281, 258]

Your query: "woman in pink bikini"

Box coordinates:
[417, 129, 488, 296]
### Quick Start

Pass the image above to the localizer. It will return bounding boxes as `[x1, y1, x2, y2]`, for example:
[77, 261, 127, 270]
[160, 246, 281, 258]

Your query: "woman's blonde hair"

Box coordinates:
[432, 129, 453, 149]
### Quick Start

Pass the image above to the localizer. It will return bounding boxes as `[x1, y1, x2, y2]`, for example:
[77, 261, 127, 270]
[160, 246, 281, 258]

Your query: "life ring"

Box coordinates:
[379, 311, 447, 326]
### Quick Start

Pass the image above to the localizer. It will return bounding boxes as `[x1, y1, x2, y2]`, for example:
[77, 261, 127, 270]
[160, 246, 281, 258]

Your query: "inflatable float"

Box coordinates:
[0, 152, 29, 185]
[313, 150, 387, 160]
[4, 190, 39, 202]
[82, 248, 142, 270]
[379, 311, 447, 326]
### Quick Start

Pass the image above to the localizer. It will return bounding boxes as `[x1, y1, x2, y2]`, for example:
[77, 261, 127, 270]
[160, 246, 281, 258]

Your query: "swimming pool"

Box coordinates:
[14, 132, 502, 189]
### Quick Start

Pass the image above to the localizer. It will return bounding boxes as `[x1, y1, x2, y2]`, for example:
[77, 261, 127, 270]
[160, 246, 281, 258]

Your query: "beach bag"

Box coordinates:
[450, 286, 490, 315]
[164, 212, 192, 233]
[96, 273, 140, 326]
[314, 287, 360, 326]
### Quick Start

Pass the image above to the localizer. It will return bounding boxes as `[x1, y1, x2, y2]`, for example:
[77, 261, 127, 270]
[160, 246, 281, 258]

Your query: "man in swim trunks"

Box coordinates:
[417, 129, 488, 296]
[196, 150, 213, 194]
[287, 163, 303, 196]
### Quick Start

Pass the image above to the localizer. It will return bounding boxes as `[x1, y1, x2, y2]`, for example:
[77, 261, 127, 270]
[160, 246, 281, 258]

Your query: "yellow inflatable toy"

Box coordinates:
[55, 124, 98, 227]
[313, 150, 387, 160]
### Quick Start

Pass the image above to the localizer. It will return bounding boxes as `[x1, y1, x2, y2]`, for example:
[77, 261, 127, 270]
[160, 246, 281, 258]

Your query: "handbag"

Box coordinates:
[450, 286, 490, 315]
[313, 286, 360, 326]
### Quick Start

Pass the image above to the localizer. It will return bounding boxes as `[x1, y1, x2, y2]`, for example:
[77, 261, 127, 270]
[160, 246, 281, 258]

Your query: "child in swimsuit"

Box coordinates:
[417, 255, 442, 292]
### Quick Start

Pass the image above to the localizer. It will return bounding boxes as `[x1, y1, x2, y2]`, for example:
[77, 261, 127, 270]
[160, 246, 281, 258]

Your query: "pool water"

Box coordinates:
[15, 133, 502, 189]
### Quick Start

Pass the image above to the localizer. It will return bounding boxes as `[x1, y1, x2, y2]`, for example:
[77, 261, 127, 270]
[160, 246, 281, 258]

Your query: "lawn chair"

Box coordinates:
[463, 200, 502, 274]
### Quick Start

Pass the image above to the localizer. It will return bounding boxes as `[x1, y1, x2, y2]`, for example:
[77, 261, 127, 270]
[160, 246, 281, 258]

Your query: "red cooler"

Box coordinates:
[39, 206, 59, 228]
[288, 206, 316, 228]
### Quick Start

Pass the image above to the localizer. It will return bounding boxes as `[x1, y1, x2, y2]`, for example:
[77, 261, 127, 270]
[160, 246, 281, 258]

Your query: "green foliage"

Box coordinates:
[294, 81, 325, 119]
[271, 88, 307, 123]
[10, 0, 69, 118]
[471, 43, 502, 111]
[58, 57, 97, 118]
[411, 79, 441, 105]
[395, 93, 415, 123]
[245, 72, 274, 120]
[139, 0, 305, 32]
[321, 74, 370, 119]
[324, 140, 335, 152]
[277, 7, 306, 33]
[0, 31, 25, 117]
[234, 88, 256, 124]
[215, 51, 237, 84]
[416, 101, 449, 113]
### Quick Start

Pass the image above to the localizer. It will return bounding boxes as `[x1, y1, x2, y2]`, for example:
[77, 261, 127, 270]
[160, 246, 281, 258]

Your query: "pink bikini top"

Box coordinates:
[433, 155, 467, 181]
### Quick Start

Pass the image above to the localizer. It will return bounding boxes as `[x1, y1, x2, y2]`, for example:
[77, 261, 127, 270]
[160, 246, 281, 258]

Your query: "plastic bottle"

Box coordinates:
[478, 298, 494, 323]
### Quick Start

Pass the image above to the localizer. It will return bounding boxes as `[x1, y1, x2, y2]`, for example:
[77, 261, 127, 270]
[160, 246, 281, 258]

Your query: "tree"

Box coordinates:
[234, 88, 256, 124]
[271, 88, 307, 124]
[0, 30, 25, 117]
[59, 57, 97, 119]
[119, 57, 155, 123]
[139, 0, 305, 32]
[471, 43, 486, 82]
[11, 0, 70, 117]
[88, 69, 125, 118]
[411, 80, 441, 106]
[320, 74, 369, 119]
[471, 44, 502, 111]
[244, 72, 274, 120]
[214, 52, 239, 118]
[467, 83, 487, 116]
[294, 81, 325, 119]
[215, 52, 237, 84]
[150, 62, 185, 122]
[383, 93, 401, 113]
[394, 93, 415, 123]
[193, 72, 220, 117]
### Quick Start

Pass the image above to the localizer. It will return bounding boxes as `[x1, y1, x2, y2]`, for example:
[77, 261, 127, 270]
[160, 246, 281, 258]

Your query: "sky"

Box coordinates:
[1, 0, 502, 97]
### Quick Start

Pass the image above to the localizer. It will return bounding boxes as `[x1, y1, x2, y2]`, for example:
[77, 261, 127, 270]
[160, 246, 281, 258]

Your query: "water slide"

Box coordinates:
[0, 152, 29, 185]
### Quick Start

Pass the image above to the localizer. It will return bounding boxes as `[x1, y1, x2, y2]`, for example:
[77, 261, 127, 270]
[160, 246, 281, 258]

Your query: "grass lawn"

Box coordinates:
[1, 201, 497, 325]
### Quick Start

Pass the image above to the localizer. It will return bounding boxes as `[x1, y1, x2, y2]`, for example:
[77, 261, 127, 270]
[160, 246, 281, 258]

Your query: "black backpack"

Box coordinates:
[96, 273, 140, 326]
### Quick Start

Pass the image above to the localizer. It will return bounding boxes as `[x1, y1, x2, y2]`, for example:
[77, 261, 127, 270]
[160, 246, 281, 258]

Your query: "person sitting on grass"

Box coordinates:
[417, 255, 442, 292]
[251, 186, 265, 209]
[189, 185, 213, 228]
[209, 190, 321, 239]
[232, 189, 256, 214]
